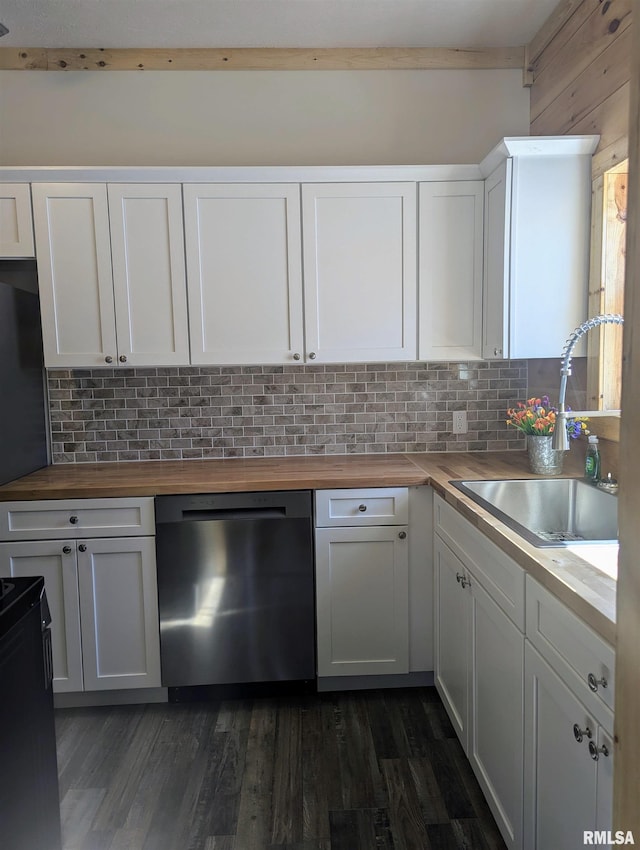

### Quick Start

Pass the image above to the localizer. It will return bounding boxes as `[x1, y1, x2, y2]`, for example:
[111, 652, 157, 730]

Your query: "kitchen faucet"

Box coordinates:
[552, 314, 625, 451]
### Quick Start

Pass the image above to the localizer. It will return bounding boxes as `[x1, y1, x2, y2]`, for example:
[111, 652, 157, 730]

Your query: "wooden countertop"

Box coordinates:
[0, 450, 616, 643]
[0, 454, 428, 500]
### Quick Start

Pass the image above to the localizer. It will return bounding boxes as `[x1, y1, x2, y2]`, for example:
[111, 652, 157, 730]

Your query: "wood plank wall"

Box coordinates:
[614, 0, 640, 833]
[528, 0, 632, 178]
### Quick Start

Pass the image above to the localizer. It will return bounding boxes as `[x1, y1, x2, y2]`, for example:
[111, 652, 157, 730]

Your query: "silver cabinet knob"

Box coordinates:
[105, 356, 113, 364]
[358, 504, 367, 512]
[62, 545, 72, 555]
[119, 354, 127, 363]
[573, 723, 592, 743]
[398, 531, 407, 540]
[588, 741, 609, 761]
[456, 572, 471, 589]
[293, 353, 301, 361]
[493, 348, 502, 357]
[78, 543, 87, 553]
[308, 352, 317, 360]
[587, 673, 608, 692]
[69, 515, 79, 525]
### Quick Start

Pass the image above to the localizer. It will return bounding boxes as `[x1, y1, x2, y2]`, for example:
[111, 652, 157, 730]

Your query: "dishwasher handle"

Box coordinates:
[154, 490, 313, 524]
[181, 507, 286, 521]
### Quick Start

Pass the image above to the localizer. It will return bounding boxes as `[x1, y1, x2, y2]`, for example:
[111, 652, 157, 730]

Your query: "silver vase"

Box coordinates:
[527, 435, 564, 475]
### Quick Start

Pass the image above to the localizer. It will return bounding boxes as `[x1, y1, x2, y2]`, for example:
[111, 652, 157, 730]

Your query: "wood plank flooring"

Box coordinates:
[55, 687, 507, 850]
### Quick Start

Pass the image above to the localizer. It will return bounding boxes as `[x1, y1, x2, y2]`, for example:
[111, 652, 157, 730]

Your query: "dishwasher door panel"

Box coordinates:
[156, 514, 315, 687]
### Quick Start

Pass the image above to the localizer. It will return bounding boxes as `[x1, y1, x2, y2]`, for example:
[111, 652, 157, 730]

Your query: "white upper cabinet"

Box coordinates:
[107, 184, 190, 367]
[419, 181, 484, 361]
[302, 182, 417, 363]
[184, 183, 304, 365]
[0, 183, 35, 257]
[481, 137, 598, 360]
[32, 183, 190, 368]
[32, 183, 118, 368]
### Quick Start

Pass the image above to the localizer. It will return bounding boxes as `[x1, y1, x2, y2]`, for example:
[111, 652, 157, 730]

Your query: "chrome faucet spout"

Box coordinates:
[552, 314, 624, 451]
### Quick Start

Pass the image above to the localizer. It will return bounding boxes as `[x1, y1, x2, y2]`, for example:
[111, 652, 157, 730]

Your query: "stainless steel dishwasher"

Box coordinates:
[155, 490, 315, 693]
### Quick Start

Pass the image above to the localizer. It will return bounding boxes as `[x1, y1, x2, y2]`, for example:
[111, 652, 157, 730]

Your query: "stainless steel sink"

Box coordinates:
[450, 478, 618, 548]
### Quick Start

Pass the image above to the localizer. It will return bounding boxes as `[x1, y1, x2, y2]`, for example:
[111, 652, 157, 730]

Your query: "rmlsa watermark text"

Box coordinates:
[584, 832, 635, 845]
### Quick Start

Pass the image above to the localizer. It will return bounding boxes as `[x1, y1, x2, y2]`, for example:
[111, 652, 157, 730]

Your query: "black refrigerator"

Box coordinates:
[0, 263, 61, 848]
[0, 263, 49, 485]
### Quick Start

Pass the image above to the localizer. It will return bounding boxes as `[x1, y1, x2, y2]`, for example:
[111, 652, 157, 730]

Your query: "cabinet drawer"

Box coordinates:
[0, 498, 155, 540]
[434, 494, 525, 629]
[526, 576, 614, 722]
[315, 488, 408, 527]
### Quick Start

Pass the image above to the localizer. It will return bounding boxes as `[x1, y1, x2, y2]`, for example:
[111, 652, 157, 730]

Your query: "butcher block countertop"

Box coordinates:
[0, 451, 616, 642]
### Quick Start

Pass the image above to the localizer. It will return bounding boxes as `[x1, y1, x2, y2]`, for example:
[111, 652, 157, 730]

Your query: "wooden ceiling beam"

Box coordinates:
[0, 45, 524, 72]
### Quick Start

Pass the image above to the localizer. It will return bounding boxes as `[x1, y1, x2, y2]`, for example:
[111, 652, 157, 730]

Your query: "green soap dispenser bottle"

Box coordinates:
[585, 435, 601, 483]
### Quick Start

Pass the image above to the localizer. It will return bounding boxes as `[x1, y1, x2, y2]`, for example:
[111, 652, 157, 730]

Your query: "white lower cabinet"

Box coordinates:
[315, 487, 410, 677]
[435, 495, 616, 850]
[434, 494, 524, 850]
[433, 536, 470, 746]
[315, 525, 409, 677]
[524, 642, 613, 850]
[524, 576, 614, 850]
[470, 576, 524, 850]
[0, 498, 161, 693]
[77, 536, 160, 691]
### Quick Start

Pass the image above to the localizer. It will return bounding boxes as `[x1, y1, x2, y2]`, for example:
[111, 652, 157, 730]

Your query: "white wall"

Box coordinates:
[0, 69, 529, 165]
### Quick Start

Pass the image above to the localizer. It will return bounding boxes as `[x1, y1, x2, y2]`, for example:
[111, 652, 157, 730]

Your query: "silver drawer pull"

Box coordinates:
[398, 531, 406, 540]
[78, 544, 87, 553]
[587, 673, 608, 692]
[62, 545, 72, 555]
[69, 515, 79, 525]
[588, 741, 609, 761]
[456, 572, 471, 589]
[573, 723, 592, 743]
[358, 504, 367, 512]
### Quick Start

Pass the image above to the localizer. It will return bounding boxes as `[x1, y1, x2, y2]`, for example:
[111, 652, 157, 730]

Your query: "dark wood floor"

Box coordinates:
[55, 687, 507, 850]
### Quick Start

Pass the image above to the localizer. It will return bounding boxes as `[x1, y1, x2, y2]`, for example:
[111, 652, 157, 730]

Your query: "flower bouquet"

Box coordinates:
[506, 396, 588, 474]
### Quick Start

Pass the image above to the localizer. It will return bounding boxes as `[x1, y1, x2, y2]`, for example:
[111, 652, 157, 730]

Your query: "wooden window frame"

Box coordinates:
[586, 160, 628, 441]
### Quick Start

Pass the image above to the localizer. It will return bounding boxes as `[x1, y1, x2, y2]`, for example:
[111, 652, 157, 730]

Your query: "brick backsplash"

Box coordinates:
[46, 361, 528, 463]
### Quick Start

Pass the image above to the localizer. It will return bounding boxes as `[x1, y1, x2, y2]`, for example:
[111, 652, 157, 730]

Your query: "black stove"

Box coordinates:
[0, 575, 48, 639]
[0, 574, 62, 850]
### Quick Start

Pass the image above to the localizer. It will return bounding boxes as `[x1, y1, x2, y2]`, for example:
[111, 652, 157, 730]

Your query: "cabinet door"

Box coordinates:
[184, 183, 304, 365]
[470, 576, 524, 850]
[419, 181, 483, 360]
[32, 183, 117, 368]
[508, 155, 590, 359]
[108, 184, 190, 367]
[0, 183, 34, 257]
[524, 642, 599, 850]
[482, 161, 511, 360]
[302, 183, 417, 363]
[77, 536, 161, 690]
[315, 525, 409, 677]
[433, 536, 470, 751]
[0, 540, 83, 693]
